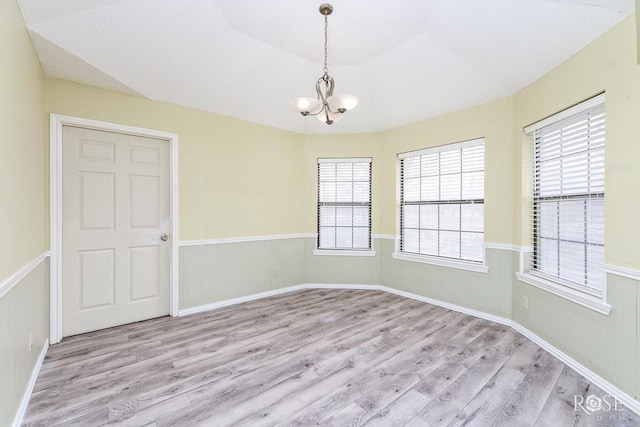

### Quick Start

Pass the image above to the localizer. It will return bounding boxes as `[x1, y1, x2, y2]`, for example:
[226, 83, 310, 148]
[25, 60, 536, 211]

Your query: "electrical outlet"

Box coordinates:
[272, 268, 278, 278]
[29, 332, 33, 351]
[522, 295, 529, 310]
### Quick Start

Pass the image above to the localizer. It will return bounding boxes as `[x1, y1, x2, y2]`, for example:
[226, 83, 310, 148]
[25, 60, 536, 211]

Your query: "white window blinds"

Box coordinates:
[317, 158, 372, 250]
[399, 139, 485, 262]
[529, 95, 605, 295]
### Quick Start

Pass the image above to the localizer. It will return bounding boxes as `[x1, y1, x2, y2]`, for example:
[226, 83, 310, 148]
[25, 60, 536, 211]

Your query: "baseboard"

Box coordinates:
[380, 286, 511, 326]
[178, 285, 308, 316]
[178, 282, 640, 415]
[307, 283, 382, 291]
[12, 338, 49, 427]
[509, 322, 640, 416]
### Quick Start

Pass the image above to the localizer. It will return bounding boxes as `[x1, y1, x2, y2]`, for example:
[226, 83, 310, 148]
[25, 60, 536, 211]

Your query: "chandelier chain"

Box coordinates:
[323, 14, 329, 75]
[290, 3, 358, 125]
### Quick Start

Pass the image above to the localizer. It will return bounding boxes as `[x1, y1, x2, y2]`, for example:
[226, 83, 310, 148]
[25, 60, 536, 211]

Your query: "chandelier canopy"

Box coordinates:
[290, 3, 359, 125]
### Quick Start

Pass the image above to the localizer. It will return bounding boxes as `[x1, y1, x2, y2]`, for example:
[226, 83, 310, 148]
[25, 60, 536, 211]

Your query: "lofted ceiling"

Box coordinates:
[17, 0, 634, 134]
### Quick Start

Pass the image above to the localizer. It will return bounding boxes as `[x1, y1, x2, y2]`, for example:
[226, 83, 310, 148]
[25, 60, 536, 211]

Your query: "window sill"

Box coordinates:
[515, 272, 612, 315]
[391, 252, 489, 273]
[313, 249, 376, 257]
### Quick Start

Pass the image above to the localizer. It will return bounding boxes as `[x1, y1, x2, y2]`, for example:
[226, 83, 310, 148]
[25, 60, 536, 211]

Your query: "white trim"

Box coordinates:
[524, 93, 605, 134]
[308, 283, 380, 290]
[313, 249, 376, 257]
[372, 234, 397, 240]
[0, 251, 50, 300]
[317, 157, 372, 164]
[49, 114, 180, 344]
[510, 322, 640, 416]
[179, 283, 381, 316]
[397, 137, 484, 159]
[12, 339, 49, 427]
[170, 127, 180, 318]
[380, 286, 510, 326]
[178, 285, 307, 316]
[50, 114, 62, 344]
[391, 252, 489, 273]
[602, 263, 640, 281]
[517, 246, 534, 275]
[179, 233, 315, 247]
[176, 233, 399, 249]
[176, 283, 639, 415]
[484, 243, 531, 252]
[516, 272, 612, 315]
[482, 244, 533, 276]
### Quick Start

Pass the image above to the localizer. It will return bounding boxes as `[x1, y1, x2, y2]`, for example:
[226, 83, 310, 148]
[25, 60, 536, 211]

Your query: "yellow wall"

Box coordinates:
[0, 0, 46, 282]
[380, 97, 515, 245]
[512, 15, 640, 402]
[0, 1, 49, 425]
[514, 15, 640, 269]
[636, 0, 640, 63]
[45, 79, 307, 240]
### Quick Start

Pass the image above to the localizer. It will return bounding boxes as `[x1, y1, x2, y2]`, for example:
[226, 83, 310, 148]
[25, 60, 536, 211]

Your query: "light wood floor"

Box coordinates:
[24, 289, 640, 426]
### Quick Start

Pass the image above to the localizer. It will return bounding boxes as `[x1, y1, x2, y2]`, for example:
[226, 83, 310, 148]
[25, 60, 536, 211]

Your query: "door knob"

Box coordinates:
[160, 233, 168, 241]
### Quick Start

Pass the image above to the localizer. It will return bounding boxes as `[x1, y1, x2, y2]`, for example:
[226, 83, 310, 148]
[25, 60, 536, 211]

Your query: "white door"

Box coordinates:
[62, 126, 170, 337]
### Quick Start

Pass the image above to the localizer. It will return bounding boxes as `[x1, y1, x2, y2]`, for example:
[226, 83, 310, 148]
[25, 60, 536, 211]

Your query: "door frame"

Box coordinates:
[49, 114, 179, 344]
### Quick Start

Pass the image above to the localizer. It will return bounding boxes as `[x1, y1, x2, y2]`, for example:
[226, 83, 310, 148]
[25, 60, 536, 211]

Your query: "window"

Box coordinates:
[527, 94, 605, 297]
[398, 139, 485, 263]
[317, 158, 372, 251]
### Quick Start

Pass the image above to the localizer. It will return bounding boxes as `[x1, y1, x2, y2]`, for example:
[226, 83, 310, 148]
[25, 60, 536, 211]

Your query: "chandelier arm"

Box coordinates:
[292, 79, 327, 117]
[320, 75, 343, 115]
[291, 4, 356, 125]
[303, 110, 325, 117]
[316, 77, 327, 105]
[323, 108, 333, 125]
[325, 75, 335, 98]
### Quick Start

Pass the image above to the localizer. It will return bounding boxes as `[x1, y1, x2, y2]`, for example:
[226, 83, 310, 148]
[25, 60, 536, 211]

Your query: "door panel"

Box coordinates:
[80, 172, 115, 230]
[79, 249, 115, 309]
[130, 175, 160, 228]
[130, 246, 160, 301]
[62, 126, 170, 337]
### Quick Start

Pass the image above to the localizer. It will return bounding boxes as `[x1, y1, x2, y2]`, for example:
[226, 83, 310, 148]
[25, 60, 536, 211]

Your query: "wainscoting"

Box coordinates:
[176, 235, 640, 416]
[178, 237, 514, 318]
[6, 236, 640, 424]
[179, 236, 307, 310]
[0, 254, 49, 427]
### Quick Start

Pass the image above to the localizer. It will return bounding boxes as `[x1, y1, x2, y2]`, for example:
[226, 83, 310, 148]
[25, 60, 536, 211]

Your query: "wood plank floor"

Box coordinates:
[24, 289, 640, 426]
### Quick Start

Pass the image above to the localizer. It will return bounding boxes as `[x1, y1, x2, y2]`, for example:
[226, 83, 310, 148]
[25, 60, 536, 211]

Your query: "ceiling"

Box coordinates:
[17, 0, 634, 134]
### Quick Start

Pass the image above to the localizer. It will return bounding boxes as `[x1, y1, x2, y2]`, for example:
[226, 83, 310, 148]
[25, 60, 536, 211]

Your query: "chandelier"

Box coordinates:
[290, 3, 359, 125]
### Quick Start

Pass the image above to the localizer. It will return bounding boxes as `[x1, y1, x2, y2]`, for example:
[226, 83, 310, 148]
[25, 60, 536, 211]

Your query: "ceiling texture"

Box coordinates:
[17, 0, 634, 134]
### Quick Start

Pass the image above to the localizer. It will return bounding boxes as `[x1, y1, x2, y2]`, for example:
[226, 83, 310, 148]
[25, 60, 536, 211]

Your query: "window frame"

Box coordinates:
[393, 138, 488, 272]
[517, 93, 610, 315]
[315, 157, 374, 256]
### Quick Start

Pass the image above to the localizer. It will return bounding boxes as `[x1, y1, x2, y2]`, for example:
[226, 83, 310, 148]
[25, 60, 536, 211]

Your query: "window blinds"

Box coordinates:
[317, 158, 372, 250]
[399, 139, 485, 262]
[530, 97, 605, 295]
